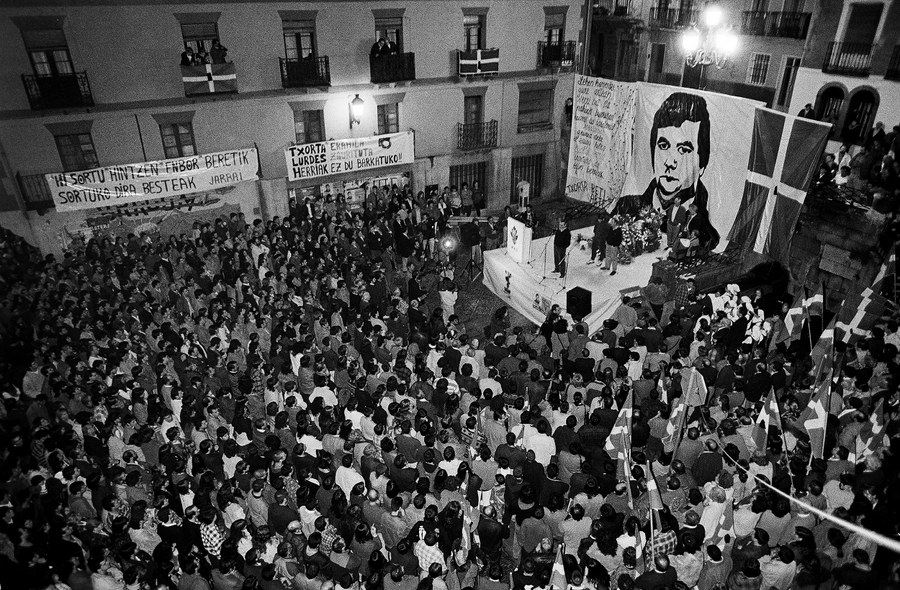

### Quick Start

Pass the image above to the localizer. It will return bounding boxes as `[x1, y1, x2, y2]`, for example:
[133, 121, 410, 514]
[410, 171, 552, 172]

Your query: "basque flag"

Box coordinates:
[727, 108, 829, 261]
[181, 63, 238, 94]
[458, 48, 500, 75]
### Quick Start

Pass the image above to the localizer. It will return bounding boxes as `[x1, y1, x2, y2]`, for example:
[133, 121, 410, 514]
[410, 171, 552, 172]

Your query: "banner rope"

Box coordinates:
[692, 412, 900, 556]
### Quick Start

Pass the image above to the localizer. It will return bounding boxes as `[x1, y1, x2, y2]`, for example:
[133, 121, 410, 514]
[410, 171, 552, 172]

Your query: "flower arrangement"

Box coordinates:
[615, 209, 663, 264]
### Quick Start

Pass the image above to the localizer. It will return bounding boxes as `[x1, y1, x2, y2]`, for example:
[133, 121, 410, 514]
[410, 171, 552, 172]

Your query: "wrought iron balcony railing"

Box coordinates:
[280, 56, 331, 88]
[457, 120, 498, 151]
[370, 52, 416, 84]
[21, 72, 93, 110]
[537, 41, 577, 68]
[822, 42, 873, 76]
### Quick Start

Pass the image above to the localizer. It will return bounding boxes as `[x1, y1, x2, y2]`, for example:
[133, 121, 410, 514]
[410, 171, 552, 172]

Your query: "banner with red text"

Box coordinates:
[46, 147, 259, 213]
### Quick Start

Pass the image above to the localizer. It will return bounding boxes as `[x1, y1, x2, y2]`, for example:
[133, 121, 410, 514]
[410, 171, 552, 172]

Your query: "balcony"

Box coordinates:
[457, 49, 500, 77]
[280, 56, 331, 88]
[21, 72, 93, 110]
[823, 42, 873, 77]
[181, 63, 238, 97]
[595, 0, 634, 17]
[16, 172, 54, 210]
[648, 7, 698, 28]
[370, 52, 416, 84]
[537, 41, 577, 68]
[457, 120, 498, 151]
[886, 45, 900, 80]
[740, 11, 811, 39]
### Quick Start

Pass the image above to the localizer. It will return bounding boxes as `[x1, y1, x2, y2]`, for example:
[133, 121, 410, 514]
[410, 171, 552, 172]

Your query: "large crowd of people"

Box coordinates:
[0, 179, 898, 590]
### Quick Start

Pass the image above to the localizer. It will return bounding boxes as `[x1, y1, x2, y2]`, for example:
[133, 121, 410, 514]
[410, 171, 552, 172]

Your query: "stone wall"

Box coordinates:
[788, 198, 890, 307]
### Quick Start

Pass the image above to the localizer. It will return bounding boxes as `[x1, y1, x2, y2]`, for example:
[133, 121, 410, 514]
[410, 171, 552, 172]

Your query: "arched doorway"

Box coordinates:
[842, 88, 879, 145]
[815, 85, 845, 123]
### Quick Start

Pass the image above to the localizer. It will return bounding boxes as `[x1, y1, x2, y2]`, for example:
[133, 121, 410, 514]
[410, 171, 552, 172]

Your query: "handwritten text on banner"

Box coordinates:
[565, 76, 636, 210]
[46, 148, 259, 213]
[285, 131, 414, 182]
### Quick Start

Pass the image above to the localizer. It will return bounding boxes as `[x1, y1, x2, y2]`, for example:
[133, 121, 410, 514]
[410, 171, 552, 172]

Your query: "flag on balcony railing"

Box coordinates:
[726, 108, 830, 261]
[182, 63, 237, 95]
[458, 48, 500, 76]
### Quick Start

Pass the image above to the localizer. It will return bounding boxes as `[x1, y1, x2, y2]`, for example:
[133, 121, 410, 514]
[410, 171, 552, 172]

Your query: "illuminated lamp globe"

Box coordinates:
[350, 94, 365, 125]
[681, 29, 702, 53]
[715, 29, 739, 56]
[704, 5, 724, 27]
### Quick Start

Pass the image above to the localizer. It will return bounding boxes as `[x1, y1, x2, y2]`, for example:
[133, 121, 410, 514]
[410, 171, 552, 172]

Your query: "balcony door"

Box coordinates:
[23, 29, 81, 109]
[375, 17, 403, 52]
[284, 22, 316, 59]
[29, 47, 73, 78]
[782, 0, 804, 12]
[464, 95, 484, 127]
[842, 3, 882, 44]
[464, 15, 485, 51]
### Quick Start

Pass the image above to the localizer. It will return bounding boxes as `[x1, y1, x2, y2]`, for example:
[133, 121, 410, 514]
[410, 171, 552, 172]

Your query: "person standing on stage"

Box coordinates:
[588, 212, 611, 266]
[603, 217, 623, 276]
[554, 220, 571, 278]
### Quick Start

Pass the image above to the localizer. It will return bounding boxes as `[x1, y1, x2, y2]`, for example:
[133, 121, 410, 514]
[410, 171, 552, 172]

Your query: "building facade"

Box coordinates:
[588, 0, 812, 109]
[788, 0, 900, 150]
[0, 0, 585, 254]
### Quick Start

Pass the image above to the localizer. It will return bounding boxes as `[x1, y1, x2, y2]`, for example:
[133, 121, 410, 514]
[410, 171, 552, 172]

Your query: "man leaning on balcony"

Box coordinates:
[371, 37, 398, 57]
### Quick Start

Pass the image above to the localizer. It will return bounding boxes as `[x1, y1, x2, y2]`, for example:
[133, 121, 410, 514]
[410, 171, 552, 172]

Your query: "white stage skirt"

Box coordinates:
[482, 235, 660, 334]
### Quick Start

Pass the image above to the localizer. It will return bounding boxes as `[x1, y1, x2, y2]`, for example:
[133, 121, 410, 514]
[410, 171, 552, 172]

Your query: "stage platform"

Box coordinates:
[482, 235, 662, 334]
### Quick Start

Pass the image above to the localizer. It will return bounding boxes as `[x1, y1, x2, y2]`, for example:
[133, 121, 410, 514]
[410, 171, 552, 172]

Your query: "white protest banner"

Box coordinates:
[285, 131, 414, 182]
[565, 76, 636, 210]
[46, 148, 259, 213]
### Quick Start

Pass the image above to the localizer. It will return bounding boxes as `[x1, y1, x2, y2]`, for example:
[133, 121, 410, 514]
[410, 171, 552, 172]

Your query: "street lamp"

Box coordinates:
[681, 4, 738, 69]
[349, 94, 364, 128]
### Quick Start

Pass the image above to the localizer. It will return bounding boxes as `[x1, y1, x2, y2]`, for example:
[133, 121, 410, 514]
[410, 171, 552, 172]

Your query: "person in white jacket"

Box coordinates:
[438, 277, 458, 321]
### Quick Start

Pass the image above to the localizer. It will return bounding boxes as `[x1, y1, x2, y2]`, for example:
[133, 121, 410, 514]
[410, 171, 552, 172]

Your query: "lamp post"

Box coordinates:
[680, 5, 738, 89]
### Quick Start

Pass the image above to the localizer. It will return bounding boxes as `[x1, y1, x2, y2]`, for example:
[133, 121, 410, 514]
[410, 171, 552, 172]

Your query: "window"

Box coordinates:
[510, 154, 543, 203]
[21, 29, 73, 77]
[160, 123, 196, 158]
[283, 20, 316, 59]
[775, 56, 801, 107]
[54, 133, 98, 171]
[746, 53, 770, 86]
[464, 14, 485, 51]
[180, 21, 219, 54]
[377, 103, 399, 134]
[649, 43, 666, 83]
[464, 95, 484, 126]
[450, 161, 486, 195]
[375, 17, 403, 52]
[517, 88, 554, 132]
[294, 109, 325, 144]
[544, 10, 565, 46]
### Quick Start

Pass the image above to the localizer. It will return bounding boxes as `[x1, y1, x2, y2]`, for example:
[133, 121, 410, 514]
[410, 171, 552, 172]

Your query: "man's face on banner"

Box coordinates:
[653, 120, 705, 206]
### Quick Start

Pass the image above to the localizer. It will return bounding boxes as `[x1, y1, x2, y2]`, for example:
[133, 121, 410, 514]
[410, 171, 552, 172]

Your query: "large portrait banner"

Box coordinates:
[619, 84, 760, 251]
